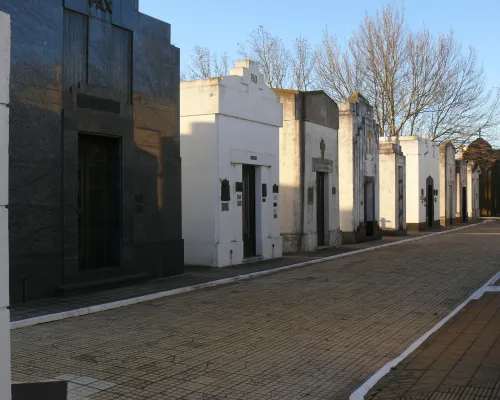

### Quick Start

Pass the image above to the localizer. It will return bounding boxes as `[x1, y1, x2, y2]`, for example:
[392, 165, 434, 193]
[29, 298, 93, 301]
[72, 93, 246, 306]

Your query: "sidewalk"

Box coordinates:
[10, 229, 438, 323]
[366, 291, 500, 399]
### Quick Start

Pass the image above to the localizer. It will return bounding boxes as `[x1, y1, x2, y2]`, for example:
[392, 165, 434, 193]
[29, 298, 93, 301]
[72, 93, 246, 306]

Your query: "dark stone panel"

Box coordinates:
[64, 0, 138, 30]
[8, 84, 62, 258]
[133, 13, 177, 100]
[303, 91, 339, 129]
[0, 0, 63, 89]
[135, 239, 184, 278]
[10, 254, 63, 303]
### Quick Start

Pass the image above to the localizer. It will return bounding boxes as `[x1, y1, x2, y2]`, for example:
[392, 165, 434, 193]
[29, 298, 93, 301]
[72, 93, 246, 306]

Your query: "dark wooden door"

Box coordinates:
[78, 134, 121, 270]
[427, 184, 434, 227]
[316, 172, 325, 246]
[242, 165, 256, 258]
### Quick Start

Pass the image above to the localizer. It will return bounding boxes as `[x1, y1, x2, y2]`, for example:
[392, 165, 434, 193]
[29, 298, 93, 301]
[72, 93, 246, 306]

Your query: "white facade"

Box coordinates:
[0, 11, 11, 400]
[440, 141, 457, 227]
[379, 137, 406, 232]
[181, 61, 283, 267]
[467, 162, 481, 220]
[338, 93, 380, 243]
[399, 136, 440, 230]
[274, 90, 341, 253]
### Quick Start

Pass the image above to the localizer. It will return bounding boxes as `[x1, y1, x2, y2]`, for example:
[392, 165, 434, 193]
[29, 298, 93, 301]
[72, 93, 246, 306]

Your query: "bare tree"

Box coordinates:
[238, 26, 290, 89]
[184, 45, 230, 80]
[290, 36, 316, 91]
[315, 30, 365, 102]
[314, 3, 500, 146]
[423, 47, 500, 146]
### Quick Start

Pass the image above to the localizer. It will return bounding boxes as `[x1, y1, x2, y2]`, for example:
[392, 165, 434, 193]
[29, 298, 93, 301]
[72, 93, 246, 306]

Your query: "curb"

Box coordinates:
[10, 221, 493, 330]
[349, 241, 499, 400]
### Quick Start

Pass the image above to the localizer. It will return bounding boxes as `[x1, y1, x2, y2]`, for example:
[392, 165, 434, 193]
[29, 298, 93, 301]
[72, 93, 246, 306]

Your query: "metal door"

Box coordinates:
[427, 184, 434, 227]
[316, 172, 325, 246]
[78, 134, 121, 270]
[242, 165, 256, 258]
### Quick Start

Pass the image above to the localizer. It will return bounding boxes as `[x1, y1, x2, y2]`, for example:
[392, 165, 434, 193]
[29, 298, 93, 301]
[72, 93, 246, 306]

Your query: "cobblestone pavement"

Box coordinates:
[10, 222, 500, 400]
[11, 231, 436, 322]
[366, 292, 500, 399]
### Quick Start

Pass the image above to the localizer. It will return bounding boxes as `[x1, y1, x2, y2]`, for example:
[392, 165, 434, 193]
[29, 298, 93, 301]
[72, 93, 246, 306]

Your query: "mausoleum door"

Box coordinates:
[242, 165, 257, 258]
[316, 172, 325, 246]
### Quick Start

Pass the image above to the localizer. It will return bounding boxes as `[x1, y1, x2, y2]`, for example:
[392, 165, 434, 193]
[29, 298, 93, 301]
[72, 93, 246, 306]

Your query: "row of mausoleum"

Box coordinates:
[179, 60, 482, 267]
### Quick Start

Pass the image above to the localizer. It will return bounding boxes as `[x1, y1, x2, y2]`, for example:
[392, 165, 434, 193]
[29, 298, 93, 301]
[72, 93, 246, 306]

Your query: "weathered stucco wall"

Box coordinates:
[379, 138, 406, 232]
[338, 93, 380, 243]
[181, 61, 283, 267]
[399, 136, 440, 229]
[275, 90, 341, 253]
[0, 10, 11, 400]
[440, 142, 457, 226]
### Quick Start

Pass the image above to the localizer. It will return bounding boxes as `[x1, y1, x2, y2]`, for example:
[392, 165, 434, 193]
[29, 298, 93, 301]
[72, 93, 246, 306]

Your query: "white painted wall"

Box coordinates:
[338, 95, 380, 240]
[0, 11, 11, 400]
[399, 136, 440, 227]
[278, 117, 301, 251]
[379, 137, 406, 231]
[467, 163, 481, 220]
[440, 143, 456, 226]
[181, 60, 283, 267]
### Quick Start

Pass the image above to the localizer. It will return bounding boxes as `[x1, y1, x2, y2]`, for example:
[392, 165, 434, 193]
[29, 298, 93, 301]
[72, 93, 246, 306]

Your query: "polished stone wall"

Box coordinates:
[1, 0, 183, 303]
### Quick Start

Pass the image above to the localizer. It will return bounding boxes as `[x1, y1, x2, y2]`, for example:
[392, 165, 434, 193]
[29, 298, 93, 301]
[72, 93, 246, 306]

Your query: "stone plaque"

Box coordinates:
[312, 158, 333, 173]
[308, 187, 314, 205]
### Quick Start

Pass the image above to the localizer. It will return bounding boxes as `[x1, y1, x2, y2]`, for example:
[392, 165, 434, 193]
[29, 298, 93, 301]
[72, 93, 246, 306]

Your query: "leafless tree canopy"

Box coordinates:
[314, 4, 499, 146]
[237, 26, 290, 89]
[183, 45, 229, 81]
[182, 6, 499, 147]
[290, 36, 316, 91]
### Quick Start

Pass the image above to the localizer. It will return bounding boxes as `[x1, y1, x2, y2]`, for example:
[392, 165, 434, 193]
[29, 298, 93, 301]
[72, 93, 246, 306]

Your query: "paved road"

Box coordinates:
[10, 222, 500, 400]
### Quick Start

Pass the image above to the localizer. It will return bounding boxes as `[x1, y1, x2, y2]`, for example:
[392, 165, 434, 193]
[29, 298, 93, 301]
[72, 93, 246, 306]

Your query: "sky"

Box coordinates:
[140, 0, 500, 92]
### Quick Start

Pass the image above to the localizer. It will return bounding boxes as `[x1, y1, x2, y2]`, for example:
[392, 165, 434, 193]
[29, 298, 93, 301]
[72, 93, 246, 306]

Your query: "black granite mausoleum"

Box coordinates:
[2, 0, 184, 303]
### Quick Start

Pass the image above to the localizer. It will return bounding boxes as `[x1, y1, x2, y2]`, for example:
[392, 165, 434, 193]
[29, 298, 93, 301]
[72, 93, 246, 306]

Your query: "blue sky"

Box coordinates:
[140, 0, 500, 90]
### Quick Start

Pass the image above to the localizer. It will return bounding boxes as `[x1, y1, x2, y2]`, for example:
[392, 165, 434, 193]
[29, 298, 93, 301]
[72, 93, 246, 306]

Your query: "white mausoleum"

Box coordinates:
[180, 61, 283, 267]
[338, 93, 380, 243]
[0, 11, 11, 400]
[467, 161, 481, 220]
[456, 148, 468, 222]
[378, 137, 406, 233]
[399, 136, 440, 230]
[274, 90, 341, 253]
[440, 141, 457, 227]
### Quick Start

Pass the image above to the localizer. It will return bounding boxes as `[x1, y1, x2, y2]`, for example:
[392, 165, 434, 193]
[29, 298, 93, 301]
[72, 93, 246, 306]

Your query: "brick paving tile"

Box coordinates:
[10, 222, 500, 400]
[12, 228, 458, 322]
[367, 292, 500, 400]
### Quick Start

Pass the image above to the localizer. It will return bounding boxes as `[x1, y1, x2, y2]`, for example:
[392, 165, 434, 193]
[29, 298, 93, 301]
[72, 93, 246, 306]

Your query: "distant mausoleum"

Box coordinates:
[338, 93, 380, 243]
[399, 136, 440, 230]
